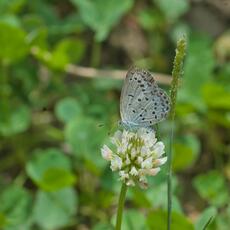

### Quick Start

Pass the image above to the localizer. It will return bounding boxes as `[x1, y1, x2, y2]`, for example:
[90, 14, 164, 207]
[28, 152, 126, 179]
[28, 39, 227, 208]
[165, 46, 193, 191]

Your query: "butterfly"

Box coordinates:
[120, 67, 170, 130]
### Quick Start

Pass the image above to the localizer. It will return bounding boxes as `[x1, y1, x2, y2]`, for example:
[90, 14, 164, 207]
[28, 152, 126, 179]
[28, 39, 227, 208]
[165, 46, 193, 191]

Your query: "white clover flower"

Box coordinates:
[101, 145, 113, 161]
[130, 166, 138, 176]
[101, 128, 167, 188]
[110, 156, 122, 171]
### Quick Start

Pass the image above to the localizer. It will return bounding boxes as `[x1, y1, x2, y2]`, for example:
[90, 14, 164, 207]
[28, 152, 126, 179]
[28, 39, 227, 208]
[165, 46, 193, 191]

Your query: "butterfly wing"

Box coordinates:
[120, 67, 170, 127]
[120, 67, 155, 125]
[132, 87, 170, 126]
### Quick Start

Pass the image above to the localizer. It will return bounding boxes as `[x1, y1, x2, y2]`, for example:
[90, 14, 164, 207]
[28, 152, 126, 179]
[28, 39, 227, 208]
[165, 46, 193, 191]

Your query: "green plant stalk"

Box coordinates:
[167, 37, 186, 230]
[115, 183, 128, 230]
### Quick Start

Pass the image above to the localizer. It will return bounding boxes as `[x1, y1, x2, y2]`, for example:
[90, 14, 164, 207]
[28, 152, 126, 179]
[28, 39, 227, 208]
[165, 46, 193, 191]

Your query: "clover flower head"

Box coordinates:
[101, 128, 167, 188]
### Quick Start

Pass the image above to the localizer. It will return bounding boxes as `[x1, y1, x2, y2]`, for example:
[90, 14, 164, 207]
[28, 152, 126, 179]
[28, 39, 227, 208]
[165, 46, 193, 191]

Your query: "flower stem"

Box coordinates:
[115, 183, 128, 230]
[167, 37, 186, 230]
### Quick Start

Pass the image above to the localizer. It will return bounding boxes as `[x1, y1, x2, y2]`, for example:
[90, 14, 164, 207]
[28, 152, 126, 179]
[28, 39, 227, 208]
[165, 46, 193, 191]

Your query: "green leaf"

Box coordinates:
[93, 223, 113, 230]
[122, 209, 146, 230]
[33, 188, 77, 229]
[0, 0, 26, 14]
[172, 134, 200, 171]
[33, 38, 85, 70]
[154, 0, 189, 21]
[0, 14, 21, 27]
[26, 27, 48, 49]
[54, 38, 85, 63]
[130, 188, 152, 208]
[147, 210, 194, 230]
[0, 185, 32, 229]
[65, 117, 106, 156]
[138, 8, 164, 30]
[55, 97, 83, 123]
[178, 34, 215, 109]
[0, 104, 31, 136]
[0, 22, 29, 63]
[40, 168, 76, 191]
[145, 178, 182, 213]
[0, 212, 7, 228]
[214, 205, 230, 230]
[71, 0, 133, 41]
[47, 13, 85, 35]
[65, 117, 108, 170]
[49, 38, 85, 69]
[26, 148, 76, 191]
[193, 170, 229, 207]
[202, 83, 230, 109]
[195, 207, 217, 230]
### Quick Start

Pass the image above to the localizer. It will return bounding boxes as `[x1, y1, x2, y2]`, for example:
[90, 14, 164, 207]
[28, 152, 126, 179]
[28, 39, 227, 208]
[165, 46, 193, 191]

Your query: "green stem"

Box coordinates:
[167, 121, 174, 230]
[167, 37, 186, 230]
[115, 183, 128, 230]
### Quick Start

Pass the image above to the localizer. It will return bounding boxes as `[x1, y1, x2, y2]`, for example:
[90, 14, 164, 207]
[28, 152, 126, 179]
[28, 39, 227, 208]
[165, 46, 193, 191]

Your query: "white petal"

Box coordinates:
[153, 157, 167, 166]
[125, 156, 131, 165]
[110, 130, 122, 147]
[139, 175, 147, 183]
[141, 146, 149, 157]
[110, 156, 122, 171]
[114, 130, 122, 141]
[119, 171, 129, 180]
[137, 156, 143, 165]
[137, 128, 147, 137]
[126, 179, 135, 186]
[130, 166, 138, 176]
[147, 167, 161, 176]
[153, 142, 165, 157]
[130, 148, 137, 159]
[141, 157, 153, 169]
[101, 145, 113, 161]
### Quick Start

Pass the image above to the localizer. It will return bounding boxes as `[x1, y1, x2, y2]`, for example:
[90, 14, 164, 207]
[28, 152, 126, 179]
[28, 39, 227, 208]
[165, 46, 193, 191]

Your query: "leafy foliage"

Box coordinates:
[0, 0, 229, 229]
[71, 0, 133, 41]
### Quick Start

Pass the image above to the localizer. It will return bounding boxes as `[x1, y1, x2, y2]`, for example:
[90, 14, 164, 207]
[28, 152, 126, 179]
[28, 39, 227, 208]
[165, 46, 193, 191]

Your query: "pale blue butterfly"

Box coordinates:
[120, 67, 170, 130]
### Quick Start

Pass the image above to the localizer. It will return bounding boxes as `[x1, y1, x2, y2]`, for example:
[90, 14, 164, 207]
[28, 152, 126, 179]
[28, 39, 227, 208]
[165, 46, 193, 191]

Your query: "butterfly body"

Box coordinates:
[120, 67, 170, 130]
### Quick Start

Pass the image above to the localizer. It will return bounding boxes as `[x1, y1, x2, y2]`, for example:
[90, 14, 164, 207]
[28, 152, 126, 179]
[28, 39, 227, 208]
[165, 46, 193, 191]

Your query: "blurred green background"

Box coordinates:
[0, 0, 230, 229]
